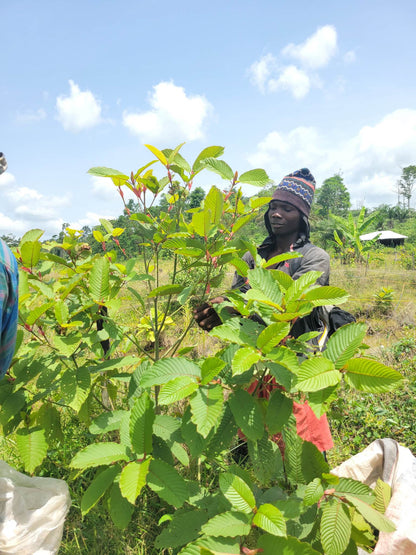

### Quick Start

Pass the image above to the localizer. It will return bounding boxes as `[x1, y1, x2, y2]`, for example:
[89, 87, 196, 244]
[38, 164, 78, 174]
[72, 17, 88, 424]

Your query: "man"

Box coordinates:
[194, 168, 333, 451]
[0, 153, 19, 378]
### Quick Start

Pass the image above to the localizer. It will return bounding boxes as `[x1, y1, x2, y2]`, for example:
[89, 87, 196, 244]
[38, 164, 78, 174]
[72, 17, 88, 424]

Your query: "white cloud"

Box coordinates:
[248, 53, 277, 93]
[70, 211, 118, 231]
[123, 81, 212, 142]
[16, 108, 46, 123]
[0, 172, 16, 188]
[343, 50, 356, 64]
[248, 109, 416, 207]
[282, 25, 338, 69]
[248, 26, 338, 98]
[268, 66, 311, 99]
[56, 80, 102, 132]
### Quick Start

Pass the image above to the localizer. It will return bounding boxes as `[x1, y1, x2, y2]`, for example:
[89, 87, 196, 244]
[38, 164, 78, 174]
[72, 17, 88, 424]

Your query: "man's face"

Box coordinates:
[268, 200, 301, 236]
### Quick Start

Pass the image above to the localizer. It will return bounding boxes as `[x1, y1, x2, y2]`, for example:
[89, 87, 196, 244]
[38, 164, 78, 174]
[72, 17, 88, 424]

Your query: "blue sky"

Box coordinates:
[1, 0, 416, 237]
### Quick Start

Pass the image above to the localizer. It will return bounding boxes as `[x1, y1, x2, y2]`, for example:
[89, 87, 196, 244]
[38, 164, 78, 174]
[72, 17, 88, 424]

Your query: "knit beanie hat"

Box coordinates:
[272, 168, 316, 217]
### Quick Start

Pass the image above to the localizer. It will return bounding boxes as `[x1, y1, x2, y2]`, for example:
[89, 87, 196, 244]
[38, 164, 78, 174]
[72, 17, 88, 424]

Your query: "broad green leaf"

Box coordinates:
[155, 509, 209, 549]
[0, 390, 27, 426]
[257, 534, 321, 554]
[130, 393, 154, 456]
[28, 279, 54, 299]
[301, 441, 329, 483]
[219, 472, 256, 514]
[89, 257, 110, 302]
[54, 300, 69, 325]
[294, 357, 341, 392]
[282, 423, 304, 485]
[192, 209, 211, 238]
[108, 481, 135, 529]
[192, 146, 224, 172]
[228, 257, 249, 277]
[202, 158, 234, 180]
[229, 389, 263, 442]
[159, 376, 198, 405]
[70, 442, 129, 469]
[344, 493, 396, 532]
[89, 410, 129, 435]
[248, 434, 284, 484]
[88, 166, 129, 180]
[304, 478, 324, 506]
[21, 240, 42, 268]
[335, 478, 375, 504]
[93, 229, 105, 242]
[164, 142, 186, 164]
[20, 229, 44, 244]
[257, 322, 290, 353]
[180, 537, 240, 554]
[16, 427, 48, 474]
[373, 479, 391, 514]
[53, 333, 82, 357]
[253, 503, 286, 536]
[61, 366, 91, 411]
[285, 271, 323, 302]
[308, 385, 338, 418]
[232, 346, 261, 375]
[140, 358, 201, 387]
[344, 358, 403, 392]
[147, 459, 189, 507]
[200, 357, 226, 385]
[201, 511, 252, 537]
[190, 385, 223, 438]
[249, 196, 272, 209]
[262, 252, 301, 269]
[238, 168, 270, 187]
[181, 407, 206, 458]
[325, 323, 367, 369]
[26, 301, 54, 325]
[119, 458, 151, 504]
[266, 390, 293, 434]
[247, 267, 283, 306]
[81, 465, 120, 515]
[205, 405, 238, 458]
[147, 283, 184, 298]
[232, 213, 255, 233]
[320, 500, 351, 555]
[204, 186, 224, 225]
[303, 286, 349, 306]
[144, 144, 168, 165]
[35, 404, 63, 443]
[210, 317, 262, 348]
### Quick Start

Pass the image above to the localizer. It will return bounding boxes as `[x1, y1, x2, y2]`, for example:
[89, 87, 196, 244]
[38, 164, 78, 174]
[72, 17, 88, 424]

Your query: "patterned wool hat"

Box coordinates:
[272, 168, 316, 217]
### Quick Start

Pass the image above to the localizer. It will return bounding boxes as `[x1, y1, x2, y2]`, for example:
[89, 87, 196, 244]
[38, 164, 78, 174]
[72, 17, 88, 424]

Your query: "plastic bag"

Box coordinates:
[0, 461, 71, 555]
[332, 438, 416, 554]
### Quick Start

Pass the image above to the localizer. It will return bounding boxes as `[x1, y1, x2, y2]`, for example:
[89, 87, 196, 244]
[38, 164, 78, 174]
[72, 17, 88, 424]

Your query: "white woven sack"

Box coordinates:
[0, 461, 71, 555]
[332, 438, 416, 555]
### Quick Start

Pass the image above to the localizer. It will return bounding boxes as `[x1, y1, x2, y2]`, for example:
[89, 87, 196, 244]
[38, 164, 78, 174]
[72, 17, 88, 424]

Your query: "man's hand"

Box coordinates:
[193, 296, 225, 331]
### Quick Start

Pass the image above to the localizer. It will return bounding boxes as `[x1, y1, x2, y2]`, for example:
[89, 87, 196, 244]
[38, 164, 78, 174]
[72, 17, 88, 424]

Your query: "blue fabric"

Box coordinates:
[0, 239, 19, 378]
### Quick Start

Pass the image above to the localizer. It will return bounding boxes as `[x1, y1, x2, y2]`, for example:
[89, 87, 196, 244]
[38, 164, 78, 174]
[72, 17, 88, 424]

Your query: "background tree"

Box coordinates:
[398, 165, 416, 209]
[314, 173, 351, 218]
[186, 186, 205, 209]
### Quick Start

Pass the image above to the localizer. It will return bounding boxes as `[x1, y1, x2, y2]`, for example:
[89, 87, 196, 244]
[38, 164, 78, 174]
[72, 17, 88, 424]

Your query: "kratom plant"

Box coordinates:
[1, 145, 403, 554]
[373, 287, 394, 315]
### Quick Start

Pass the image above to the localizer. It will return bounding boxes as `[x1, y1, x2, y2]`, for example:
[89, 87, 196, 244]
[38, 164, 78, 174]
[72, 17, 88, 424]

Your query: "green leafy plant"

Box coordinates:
[332, 207, 378, 264]
[373, 287, 394, 315]
[1, 145, 403, 554]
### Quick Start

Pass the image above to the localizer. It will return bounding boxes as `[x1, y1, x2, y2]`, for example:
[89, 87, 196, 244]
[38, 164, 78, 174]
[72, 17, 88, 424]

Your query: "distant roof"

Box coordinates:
[360, 230, 408, 241]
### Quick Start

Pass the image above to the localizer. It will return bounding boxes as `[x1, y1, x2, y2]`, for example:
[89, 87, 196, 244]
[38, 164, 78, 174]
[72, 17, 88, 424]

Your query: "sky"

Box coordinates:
[1, 0, 416, 238]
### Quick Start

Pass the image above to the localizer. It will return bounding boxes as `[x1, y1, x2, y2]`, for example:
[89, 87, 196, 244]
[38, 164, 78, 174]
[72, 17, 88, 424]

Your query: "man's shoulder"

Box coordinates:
[296, 242, 329, 260]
